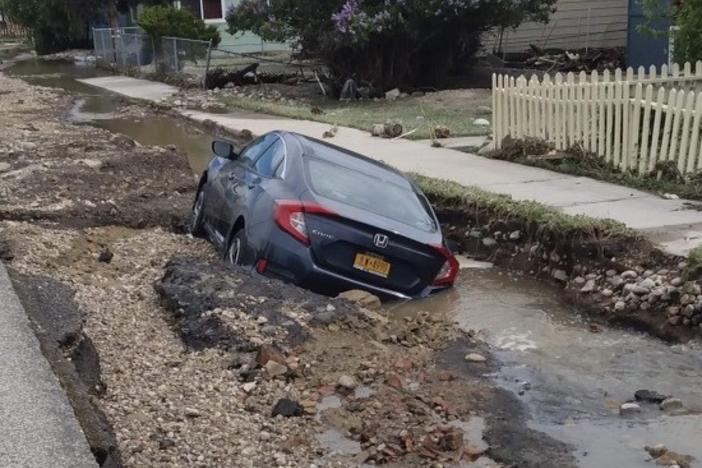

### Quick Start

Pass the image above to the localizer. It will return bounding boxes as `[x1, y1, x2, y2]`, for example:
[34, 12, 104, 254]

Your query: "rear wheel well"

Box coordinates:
[196, 172, 208, 196]
[229, 216, 246, 242]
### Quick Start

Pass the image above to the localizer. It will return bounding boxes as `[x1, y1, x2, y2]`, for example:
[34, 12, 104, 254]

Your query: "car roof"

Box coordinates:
[277, 131, 414, 189]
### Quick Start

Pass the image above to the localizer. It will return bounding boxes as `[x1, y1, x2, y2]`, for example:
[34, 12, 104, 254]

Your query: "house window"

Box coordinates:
[200, 0, 224, 21]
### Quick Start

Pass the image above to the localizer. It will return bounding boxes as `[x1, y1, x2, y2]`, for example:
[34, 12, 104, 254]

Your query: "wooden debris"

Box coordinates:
[371, 123, 403, 138]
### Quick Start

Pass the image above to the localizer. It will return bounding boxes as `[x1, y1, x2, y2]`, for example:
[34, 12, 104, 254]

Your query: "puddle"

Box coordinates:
[390, 269, 702, 467]
[6, 60, 215, 174]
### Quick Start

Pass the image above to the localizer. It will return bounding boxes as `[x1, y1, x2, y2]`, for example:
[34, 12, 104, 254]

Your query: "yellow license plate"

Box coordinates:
[353, 253, 391, 278]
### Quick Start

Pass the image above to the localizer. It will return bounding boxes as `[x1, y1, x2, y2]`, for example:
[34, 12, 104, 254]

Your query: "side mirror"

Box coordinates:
[212, 140, 237, 160]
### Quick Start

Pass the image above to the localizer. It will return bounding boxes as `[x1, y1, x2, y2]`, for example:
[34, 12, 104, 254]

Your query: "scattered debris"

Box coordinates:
[322, 124, 338, 139]
[385, 88, 401, 101]
[271, 399, 304, 418]
[619, 402, 642, 416]
[433, 125, 451, 139]
[371, 122, 404, 138]
[464, 353, 487, 363]
[635, 389, 669, 404]
[659, 398, 684, 412]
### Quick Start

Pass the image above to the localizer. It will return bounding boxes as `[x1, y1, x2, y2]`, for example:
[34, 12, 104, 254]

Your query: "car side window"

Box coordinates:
[238, 134, 277, 168]
[253, 138, 285, 178]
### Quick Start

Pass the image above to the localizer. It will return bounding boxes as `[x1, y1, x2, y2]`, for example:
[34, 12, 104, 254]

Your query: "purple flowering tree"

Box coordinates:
[227, 0, 556, 92]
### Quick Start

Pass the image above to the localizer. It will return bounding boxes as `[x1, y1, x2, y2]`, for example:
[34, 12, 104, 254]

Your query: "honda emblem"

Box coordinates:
[373, 233, 389, 248]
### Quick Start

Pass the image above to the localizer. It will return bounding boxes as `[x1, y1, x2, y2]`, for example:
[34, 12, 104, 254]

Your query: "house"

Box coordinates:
[484, 0, 671, 68]
[178, 0, 289, 52]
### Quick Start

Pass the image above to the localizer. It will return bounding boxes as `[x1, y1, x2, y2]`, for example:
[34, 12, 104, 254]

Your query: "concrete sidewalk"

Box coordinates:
[0, 264, 95, 468]
[79, 76, 702, 256]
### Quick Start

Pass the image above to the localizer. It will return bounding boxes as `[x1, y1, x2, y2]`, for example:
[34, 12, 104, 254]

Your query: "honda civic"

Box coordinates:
[190, 131, 458, 299]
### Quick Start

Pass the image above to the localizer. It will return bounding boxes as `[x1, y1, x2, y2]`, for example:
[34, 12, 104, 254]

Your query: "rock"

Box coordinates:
[606, 269, 617, 277]
[438, 429, 464, 451]
[256, 344, 287, 367]
[385, 88, 401, 100]
[619, 402, 641, 416]
[97, 247, 113, 263]
[635, 389, 669, 403]
[654, 451, 694, 468]
[573, 276, 586, 285]
[552, 269, 568, 282]
[602, 289, 614, 297]
[509, 230, 521, 240]
[580, 279, 596, 293]
[609, 276, 625, 289]
[0, 162, 10, 172]
[385, 372, 405, 389]
[636, 278, 656, 293]
[465, 353, 487, 363]
[659, 398, 683, 412]
[80, 159, 103, 170]
[434, 125, 451, 139]
[482, 237, 497, 247]
[671, 277, 683, 287]
[621, 270, 639, 279]
[338, 289, 381, 311]
[184, 407, 201, 418]
[614, 301, 626, 311]
[264, 360, 288, 377]
[473, 118, 490, 127]
[241, 382, 256, 393]
[337, 374, 358, 391]
[109, 133, 136, 149]
[271, 398, 303, 418]
[646, 444, 668, 458]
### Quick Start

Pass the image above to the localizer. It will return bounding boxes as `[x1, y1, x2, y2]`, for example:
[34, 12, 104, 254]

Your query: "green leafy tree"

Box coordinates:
[638, 0, 702, 64]
[226, 0, 556, 91]
[137, 5, 220, 45]
[0, 0, 101, 54]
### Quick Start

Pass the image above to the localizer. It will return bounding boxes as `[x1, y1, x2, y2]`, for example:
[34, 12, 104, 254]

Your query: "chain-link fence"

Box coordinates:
[93, 28, 212, 86]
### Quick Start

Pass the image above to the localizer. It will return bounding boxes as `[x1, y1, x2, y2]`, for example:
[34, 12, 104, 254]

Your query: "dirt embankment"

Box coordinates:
[0, 73, 575, 467]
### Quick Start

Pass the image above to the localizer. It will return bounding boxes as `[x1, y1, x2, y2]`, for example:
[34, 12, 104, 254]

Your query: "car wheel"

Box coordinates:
[226, 229, 253, 266]
[190, 190, 206, 236]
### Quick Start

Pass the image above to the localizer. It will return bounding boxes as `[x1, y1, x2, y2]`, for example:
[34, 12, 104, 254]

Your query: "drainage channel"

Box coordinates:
[7, 59, 702, 468]
[389, 268, 702, 467]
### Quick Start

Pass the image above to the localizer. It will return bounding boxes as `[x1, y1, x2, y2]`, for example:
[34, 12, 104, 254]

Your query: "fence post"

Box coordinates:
[678, 91, 695, 173]
[204, 39, 213, 89]
[648, 87, 666, 173]
[669, 90, 685, 163]
[172, 37, 179, 72]
[686, 93, 702, 173]
[638, 85, 654, 175]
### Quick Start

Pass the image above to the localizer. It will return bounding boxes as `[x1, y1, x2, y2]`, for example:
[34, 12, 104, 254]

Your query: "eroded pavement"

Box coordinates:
[0, 71, 585, 467]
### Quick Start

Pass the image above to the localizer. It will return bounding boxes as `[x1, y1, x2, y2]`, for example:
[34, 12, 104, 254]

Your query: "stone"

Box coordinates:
[264, 360, 288, 377]
[573, 276, 587, 285]
[438, 429, 464, 451]
[659, 398, 683, 412]
[385, 372, 405, 389]
[465, 353, 487, 363]
[509, 230, 521, 240]
[184, 407, 201, 418]
[609, 276, 625, 289]
[606, 269, 617, 277]
[601, 289, 614, 297]
[241, 382, 256, 393]
[271, 398, 303, 418]
[654, 451, 694, 468]
[635, 389, 669, 404]
[337, 374, 358, 391]
[645, 444, 668, 458]
[614, 301, 626, 312]
[0, 162, 10, 172]
[97, 247, 113, 263]
[256, 344, 287, 367]
[482, 237, 497, 247]
[621, 270, 639, 279]
[671, 277, 683, 287]
[636, 278, 656, 293]
[473, 118, 490, 127]
[552, 269, 568, 282]
[385, 88, 401, 100]
[338, 289, 382, 311]
[580, 279, 596, 293]
[619, 402, 642, 416]
[668, 316, 682, 325]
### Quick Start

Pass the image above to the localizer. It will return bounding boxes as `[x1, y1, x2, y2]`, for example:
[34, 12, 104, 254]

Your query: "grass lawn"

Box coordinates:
[220, 88, 492, 140]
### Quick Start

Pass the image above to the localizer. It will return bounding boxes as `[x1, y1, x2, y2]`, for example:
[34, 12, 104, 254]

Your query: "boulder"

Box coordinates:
[338, 289, 382, 311]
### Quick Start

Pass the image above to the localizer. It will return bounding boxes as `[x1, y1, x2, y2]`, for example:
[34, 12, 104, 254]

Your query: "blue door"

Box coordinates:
[627, 0, 671, 68]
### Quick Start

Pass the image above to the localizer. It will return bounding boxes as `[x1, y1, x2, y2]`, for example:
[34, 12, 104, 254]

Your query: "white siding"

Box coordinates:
[484, 0, 628, 53]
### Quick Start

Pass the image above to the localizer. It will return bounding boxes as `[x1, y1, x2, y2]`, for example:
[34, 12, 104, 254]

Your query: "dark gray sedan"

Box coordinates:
[191, 131, 458, 299]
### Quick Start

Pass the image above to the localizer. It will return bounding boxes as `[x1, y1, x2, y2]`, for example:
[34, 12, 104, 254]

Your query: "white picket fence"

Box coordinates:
[492, 61, 702, 176]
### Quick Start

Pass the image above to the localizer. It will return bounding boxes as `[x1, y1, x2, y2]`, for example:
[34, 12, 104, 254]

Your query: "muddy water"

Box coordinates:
[390, 268, 702, 467]
[6, 60, 214, 174]
[9, 59, 702, 467]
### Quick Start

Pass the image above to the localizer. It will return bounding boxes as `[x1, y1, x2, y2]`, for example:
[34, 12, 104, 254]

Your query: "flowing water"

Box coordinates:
[7, 59, 702, 467]
[389, 267, 702, 467]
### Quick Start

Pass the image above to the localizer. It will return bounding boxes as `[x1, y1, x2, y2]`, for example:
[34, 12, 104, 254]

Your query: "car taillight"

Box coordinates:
[274, 200, 335, 245]
[432, 244, 459, 286]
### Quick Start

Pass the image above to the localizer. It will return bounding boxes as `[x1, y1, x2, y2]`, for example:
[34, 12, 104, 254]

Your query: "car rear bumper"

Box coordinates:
[258, 229, 447, 299]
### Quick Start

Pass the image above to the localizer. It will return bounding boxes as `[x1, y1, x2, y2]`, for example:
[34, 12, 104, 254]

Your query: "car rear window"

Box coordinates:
[306, 158, 436, 232]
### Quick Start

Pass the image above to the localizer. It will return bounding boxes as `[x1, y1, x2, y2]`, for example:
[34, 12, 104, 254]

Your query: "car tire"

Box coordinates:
[190, 190, 206, 237]
[225, 229, 253, 266]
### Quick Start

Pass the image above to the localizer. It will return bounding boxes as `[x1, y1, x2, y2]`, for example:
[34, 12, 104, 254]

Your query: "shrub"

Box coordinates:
[672, 0, 702, 64]
[226, 0, 556, 92]
[138, 5, 221, 46]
